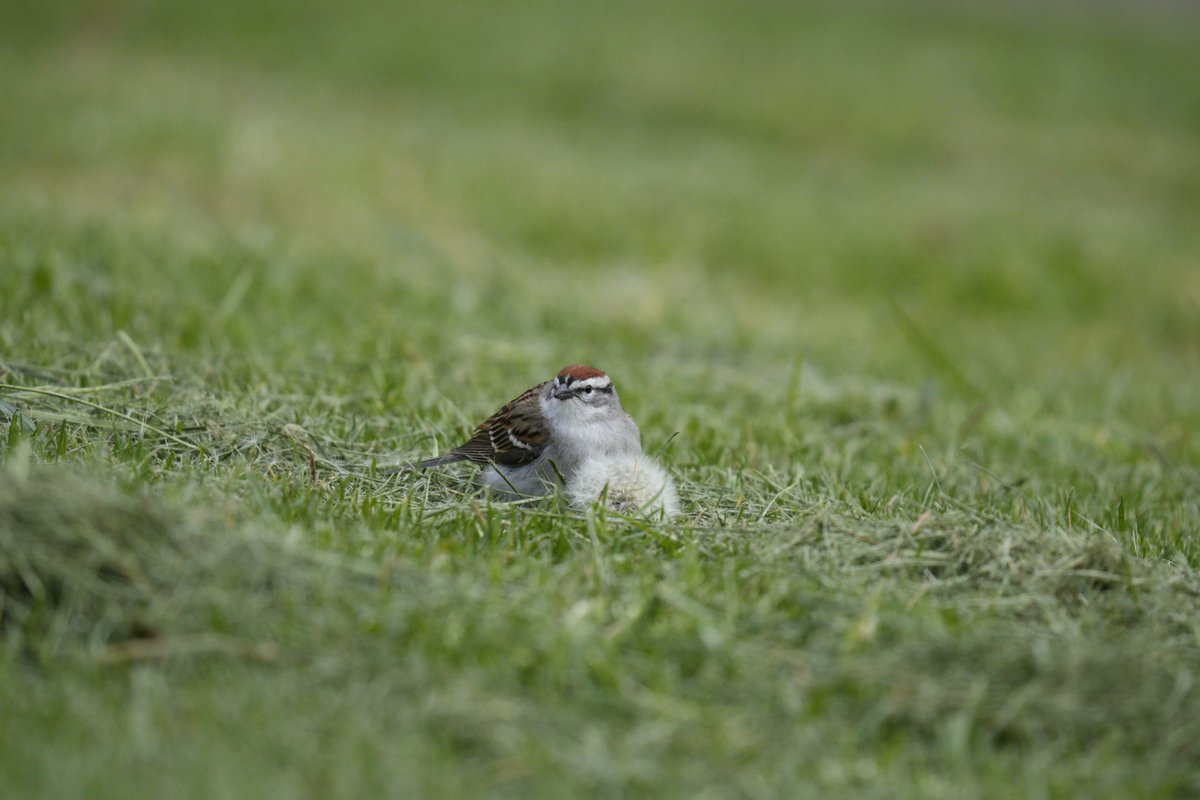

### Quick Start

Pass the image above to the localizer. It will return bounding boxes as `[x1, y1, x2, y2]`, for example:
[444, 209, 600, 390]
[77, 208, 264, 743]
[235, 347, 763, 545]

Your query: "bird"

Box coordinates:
[411, 365, 643, 498]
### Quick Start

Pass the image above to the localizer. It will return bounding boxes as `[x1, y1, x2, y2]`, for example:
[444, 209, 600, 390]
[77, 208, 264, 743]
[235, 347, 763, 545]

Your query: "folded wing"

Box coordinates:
[419, 382, 550, 469]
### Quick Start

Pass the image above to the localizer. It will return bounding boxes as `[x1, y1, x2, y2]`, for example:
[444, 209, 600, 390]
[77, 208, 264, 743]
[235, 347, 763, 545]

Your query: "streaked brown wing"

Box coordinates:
[451, 382, 550, 467]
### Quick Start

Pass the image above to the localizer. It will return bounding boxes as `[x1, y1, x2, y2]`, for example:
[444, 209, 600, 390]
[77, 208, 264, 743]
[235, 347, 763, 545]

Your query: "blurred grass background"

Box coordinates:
[2, 0, 1199, 797]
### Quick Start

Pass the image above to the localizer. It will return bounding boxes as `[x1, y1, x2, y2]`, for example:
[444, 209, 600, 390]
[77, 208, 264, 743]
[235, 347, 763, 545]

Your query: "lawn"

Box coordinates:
[2, 0, 1199, 797]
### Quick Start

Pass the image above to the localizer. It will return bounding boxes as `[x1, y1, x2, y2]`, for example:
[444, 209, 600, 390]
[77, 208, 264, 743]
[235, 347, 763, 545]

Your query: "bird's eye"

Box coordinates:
[583, 386, 593, 394]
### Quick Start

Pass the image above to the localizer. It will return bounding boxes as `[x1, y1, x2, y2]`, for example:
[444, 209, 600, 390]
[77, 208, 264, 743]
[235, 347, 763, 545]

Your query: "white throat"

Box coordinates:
[539, 388, 641, 461]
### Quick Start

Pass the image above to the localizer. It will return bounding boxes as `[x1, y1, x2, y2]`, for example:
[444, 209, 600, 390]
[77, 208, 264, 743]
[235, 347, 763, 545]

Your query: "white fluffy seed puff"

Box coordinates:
[567, 453, 680, 520]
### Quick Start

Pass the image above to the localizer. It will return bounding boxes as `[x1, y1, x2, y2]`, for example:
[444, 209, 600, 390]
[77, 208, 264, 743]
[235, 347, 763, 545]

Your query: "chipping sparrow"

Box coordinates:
[415, 365, 643, 498]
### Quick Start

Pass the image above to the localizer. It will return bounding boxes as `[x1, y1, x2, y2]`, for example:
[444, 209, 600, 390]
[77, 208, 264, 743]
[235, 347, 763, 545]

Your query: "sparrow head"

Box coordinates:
[542, 364, 641, 455]
[546, 364, 620, 408]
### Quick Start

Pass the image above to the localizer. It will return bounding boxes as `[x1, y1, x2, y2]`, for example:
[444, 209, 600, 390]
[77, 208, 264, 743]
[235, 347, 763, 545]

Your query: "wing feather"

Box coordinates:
[450, 382, 549, 467]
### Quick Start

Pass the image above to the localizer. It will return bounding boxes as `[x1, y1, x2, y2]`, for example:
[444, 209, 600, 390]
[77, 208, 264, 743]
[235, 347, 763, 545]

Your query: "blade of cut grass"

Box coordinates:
[0, 382, 203, 453]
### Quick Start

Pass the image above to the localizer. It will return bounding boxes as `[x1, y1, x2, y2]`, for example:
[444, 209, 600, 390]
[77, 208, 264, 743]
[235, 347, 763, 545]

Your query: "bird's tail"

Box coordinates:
[383, 452, 467, 474]
[417, 453, 468, 469]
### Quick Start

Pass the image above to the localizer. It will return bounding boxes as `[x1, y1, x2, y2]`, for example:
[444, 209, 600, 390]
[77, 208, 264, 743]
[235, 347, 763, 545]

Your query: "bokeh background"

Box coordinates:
[7, 0, 1197, 388]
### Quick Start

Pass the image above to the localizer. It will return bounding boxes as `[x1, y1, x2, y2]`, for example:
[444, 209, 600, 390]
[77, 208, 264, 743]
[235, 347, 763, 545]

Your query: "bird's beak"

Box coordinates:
[552, 384, 575, 400]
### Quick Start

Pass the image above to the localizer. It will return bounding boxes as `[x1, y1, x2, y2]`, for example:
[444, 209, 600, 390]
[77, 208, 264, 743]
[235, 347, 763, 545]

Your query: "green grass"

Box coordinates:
[2, 0, 1199, 796]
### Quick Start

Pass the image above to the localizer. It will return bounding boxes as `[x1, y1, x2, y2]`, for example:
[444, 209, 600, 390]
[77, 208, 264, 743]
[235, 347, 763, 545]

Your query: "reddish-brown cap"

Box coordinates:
[557, 364, 607, 382]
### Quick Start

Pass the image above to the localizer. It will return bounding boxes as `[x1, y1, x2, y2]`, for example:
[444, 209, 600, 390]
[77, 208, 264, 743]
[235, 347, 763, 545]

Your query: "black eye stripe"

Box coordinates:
[557, 381, 613, 398]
